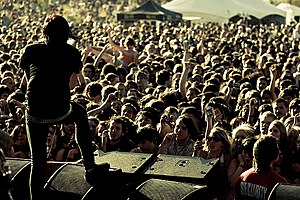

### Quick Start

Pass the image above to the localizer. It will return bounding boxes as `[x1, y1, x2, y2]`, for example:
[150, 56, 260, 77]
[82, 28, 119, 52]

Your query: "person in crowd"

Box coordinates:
[54, 118, 79, 162]
[115, 82, 127, 100]
[272, 98, 289, 122]
[9, 124, 30, 159]
[18, 13, 110, 199]
[107, 27, 139, 68]
[121, 102, 138, 121]
[130, 125, 160, 154]
[83, 81, 103, 110]
[289, 98, 300, 117]
[287, 125, 300, 154]
[81, 63, 96, 82]
[111, 98, 123, 115]
[0, 128, 13, 157]
[157, 106, 180, 140]
[88, 116, 101, 151]
[231, 123, 255, 156]
[204, 98, 232, 140]
[135, 109, 158, 130]
[134, 70, 149, 94]
[258, 111, 277, 136]
[193, 126, 236, 199]
[101, 115, 136, 153]
[87, 88, 118, 120]
[1, 76, 16, 93]
[46, 124, 63, 161]
[291, 150, 300, 184]
[144, 98, 166, 117]
[228, 136, 259, 200]
[267, 119, 293, 181]
[105, 72, 120, 85]
[0, 85, 10, 101]
[180, 106, 204, 138]
[158, 114, 198, 156]
[235, 135, 288, 200]
[96, 85, 118, 120]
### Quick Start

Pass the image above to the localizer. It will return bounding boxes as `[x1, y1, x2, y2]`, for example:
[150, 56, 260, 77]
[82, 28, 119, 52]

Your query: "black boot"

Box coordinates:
[85, 162, 110, 186]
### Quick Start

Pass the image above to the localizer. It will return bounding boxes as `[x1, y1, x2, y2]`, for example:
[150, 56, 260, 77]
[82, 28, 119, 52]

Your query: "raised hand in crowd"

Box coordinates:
[87, 91, 118, 116]
[157, 132, 176, 154]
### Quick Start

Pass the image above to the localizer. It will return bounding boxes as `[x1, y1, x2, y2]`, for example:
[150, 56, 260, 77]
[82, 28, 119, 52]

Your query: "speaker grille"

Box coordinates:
[129, 178, 208, 200]
[46, 164, 91, 196]
[6, 158, 31, 181]
[5, 158, 31, 200]
[269, 183, 300, 200]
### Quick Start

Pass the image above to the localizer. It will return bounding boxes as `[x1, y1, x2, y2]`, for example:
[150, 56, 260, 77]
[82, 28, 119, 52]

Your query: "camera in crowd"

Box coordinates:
[206, 106, 213, 116]
[161, 114, 171, 123]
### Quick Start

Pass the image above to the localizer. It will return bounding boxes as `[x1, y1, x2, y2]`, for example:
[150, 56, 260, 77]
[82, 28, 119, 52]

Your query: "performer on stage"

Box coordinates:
[19, 13, 110, 200]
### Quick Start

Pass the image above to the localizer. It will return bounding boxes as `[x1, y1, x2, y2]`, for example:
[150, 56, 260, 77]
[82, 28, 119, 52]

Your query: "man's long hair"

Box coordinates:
[42, 13, 77, 44]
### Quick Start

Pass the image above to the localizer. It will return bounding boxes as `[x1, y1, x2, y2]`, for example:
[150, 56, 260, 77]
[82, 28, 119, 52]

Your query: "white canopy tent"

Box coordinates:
[232, 0, 286, 24]
[162, 0, 286, 24]
[277, 3, 300, 16]
[277, 3, 300, 23]
[232, 0, 285, 19]
[161, 0, 242, 24]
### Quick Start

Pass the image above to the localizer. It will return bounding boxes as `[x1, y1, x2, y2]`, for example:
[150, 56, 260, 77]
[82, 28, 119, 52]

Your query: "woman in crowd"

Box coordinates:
[193, 126, 236, 200]
[10, 124, 30, 159]
[231, 123, 255, 156]
[288, 125, 300, 154]
[55, 120, 80, 162]
[46, 124, 63, 161]
[227, 123, 257, 196]
[107, 27, 139, 68]
[229, 136, 258, 199]
[268, 119, 293, 181]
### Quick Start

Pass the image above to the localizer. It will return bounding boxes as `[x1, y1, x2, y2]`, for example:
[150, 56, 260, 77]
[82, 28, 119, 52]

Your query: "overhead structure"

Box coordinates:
[117, 0, 182, 24]
[232, 0, 286, 24]
[277, 3, 300, 23]
[162, 0, 286, 24]
[162, 0, 240, 24]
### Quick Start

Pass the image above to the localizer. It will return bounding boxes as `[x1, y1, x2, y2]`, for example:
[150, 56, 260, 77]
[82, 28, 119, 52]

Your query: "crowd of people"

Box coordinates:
[1, 0, 300, 200]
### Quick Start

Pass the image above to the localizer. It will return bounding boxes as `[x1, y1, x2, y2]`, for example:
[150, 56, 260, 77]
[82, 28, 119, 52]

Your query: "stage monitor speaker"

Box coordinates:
[5, 158, 68, 200]
[94, 151, 156, 174]
[268, 183, 300, 200]
[144, 154, 219, 184]
[94, 151, 156, 184]
[94, 151, 157, 193]
[5, 158, 31, 200]
[44, 162, 126, 200]
[6, 158, 126, 200]
[127, 178, 210, 200]
[44, 163, 93, 200]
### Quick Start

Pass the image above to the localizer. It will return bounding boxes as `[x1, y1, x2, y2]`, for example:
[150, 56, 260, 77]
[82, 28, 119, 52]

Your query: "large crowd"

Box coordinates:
[0, 0, 300, 200]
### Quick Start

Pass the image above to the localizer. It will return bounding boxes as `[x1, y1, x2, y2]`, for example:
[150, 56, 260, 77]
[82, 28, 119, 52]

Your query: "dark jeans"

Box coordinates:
[26, 101, 95, 200]
[0, 173, 13, 200]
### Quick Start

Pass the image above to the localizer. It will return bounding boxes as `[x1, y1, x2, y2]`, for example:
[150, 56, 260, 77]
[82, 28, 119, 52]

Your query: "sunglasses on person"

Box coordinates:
[207, 135, 222, 142]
